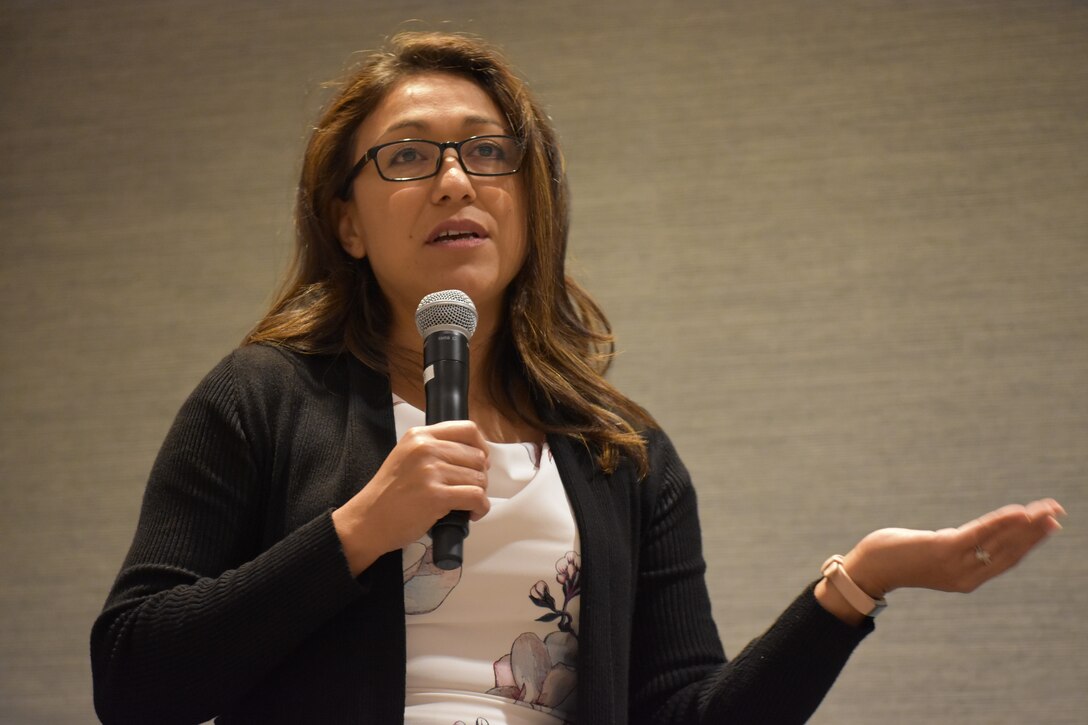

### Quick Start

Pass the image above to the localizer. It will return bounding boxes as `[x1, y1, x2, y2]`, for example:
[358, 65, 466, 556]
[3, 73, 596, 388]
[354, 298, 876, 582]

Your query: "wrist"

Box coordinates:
[332, 506, 382, 577]
[814, 577, 868, 626]
[820, 554, 887, 620]
[840, 547, 889, 600]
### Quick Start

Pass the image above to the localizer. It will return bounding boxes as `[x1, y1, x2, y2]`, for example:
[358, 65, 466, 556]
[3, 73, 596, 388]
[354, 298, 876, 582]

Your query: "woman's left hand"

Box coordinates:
[817, 498, 1066, 624]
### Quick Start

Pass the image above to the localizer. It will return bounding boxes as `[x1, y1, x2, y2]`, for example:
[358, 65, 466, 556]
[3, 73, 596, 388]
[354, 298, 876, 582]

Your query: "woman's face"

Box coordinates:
[337, 71, 528, 339]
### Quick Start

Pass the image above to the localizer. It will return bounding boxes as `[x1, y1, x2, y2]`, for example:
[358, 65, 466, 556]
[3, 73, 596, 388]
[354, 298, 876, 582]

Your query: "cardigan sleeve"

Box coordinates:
[90, 351, 367, 725]
[629, 431, 873, 724]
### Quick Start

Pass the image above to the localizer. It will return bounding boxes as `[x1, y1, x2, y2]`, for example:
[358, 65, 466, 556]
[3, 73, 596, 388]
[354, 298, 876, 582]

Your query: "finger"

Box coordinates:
[1024, 498, 1066, 528]
[952, 534, 1031, 592]
[1030, 497, 1066, 517]
[943, 501, 1061, 590]
[438, 483, 491, 522]
[966, 518, 1058, 589]
[972, 501, 1063, 543]
[421, 420, 491, 453]
[426, 438, 490, 472]
[985, 518, 1053, 559]
[972, 503, 1030, 530]
[398, 427, 489, 472]
[429, 460, 489, 490]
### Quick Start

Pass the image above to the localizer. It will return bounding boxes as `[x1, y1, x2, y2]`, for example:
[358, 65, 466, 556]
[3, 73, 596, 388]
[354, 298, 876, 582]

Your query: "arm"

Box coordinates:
[630, 433, 871, 725]
[90, 354, 364, 724]
[91, 350, 493, 724]
[630, 433, 1065, 723]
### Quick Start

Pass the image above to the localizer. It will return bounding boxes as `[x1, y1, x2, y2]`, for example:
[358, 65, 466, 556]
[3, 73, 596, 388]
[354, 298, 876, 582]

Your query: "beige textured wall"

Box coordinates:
[2, 1, 1085, 722]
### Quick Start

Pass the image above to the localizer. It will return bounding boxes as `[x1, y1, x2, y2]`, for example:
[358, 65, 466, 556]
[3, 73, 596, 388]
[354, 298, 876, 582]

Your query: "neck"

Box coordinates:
[385, 331, 539, 445]
[384, 290, 502, 406]
[386, 332, 495, 404]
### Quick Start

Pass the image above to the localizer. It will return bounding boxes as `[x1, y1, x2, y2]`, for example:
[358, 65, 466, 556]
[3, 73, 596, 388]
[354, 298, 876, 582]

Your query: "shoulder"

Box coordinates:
[228, 343, 335, 381]
[549, 423, 689, 486]
[645, 427, 689, 480]
[629, 427, 707, 553]
[222, 344, 359, 398]
[550, 423, 693, 507]
[191, 345, 360, 429]
[640, 426, 695, 500]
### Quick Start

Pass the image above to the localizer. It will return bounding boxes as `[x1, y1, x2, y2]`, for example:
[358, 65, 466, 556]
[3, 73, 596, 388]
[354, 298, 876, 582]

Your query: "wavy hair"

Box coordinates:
[245, 31, 655, 474]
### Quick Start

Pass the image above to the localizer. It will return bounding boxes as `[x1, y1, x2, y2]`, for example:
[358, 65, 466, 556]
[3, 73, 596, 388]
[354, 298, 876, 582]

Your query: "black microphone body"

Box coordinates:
[423, 331, 469, 425]
[416, 291, 478, 571]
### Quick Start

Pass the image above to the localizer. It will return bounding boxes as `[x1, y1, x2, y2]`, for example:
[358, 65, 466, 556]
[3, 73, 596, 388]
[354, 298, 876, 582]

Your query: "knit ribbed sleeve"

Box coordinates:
[628, 431, 873, 724]
[90, 350, 367, 724]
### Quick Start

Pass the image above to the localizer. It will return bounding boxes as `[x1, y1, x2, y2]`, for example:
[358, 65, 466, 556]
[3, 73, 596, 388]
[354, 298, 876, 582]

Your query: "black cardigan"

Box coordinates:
[91, 345, 872, 724]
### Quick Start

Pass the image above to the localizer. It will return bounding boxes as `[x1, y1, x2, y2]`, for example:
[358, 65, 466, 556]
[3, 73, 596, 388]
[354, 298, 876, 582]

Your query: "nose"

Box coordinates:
[430, 150, 477, 205]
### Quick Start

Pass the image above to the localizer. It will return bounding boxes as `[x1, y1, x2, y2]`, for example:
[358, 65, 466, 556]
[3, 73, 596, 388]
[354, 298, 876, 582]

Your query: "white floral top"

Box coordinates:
[394, 396, 581, 725]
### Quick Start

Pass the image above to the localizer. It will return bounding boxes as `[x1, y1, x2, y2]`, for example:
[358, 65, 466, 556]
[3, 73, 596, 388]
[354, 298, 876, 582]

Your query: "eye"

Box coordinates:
[466, 139, 508, 161]
[378, 141, 440, 170]
[387, 143, 433, 166]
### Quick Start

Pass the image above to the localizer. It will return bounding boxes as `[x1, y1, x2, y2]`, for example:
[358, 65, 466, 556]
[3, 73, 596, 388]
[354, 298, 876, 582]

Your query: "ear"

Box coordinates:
[336, 199, 367, 259]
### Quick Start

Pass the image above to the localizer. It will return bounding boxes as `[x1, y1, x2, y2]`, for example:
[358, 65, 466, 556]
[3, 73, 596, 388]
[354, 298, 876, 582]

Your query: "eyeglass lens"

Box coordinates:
[376, 136, 522, 180]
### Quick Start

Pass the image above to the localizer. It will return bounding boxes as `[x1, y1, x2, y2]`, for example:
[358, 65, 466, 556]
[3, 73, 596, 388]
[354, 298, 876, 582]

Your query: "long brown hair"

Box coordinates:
[245, 31, 655, 474]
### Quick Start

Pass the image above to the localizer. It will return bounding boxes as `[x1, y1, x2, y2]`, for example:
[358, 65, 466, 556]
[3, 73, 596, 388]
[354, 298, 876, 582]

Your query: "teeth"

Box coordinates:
[434, 231, 478, 242]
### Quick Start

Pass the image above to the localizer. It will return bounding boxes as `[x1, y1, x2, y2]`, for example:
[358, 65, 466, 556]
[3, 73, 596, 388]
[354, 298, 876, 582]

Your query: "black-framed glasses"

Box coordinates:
[338, 134, 526, 199]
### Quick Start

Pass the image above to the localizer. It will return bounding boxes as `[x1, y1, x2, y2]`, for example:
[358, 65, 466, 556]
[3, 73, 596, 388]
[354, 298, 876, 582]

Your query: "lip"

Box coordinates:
[425, 218, 490, 246]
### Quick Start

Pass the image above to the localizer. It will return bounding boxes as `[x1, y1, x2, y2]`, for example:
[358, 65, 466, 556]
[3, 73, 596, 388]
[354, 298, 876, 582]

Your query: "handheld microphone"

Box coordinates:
[415, 290, 478, 570]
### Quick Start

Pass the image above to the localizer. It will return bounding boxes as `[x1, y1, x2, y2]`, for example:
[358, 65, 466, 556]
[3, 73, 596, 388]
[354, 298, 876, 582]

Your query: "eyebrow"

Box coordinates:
[382, 114, 506, 136]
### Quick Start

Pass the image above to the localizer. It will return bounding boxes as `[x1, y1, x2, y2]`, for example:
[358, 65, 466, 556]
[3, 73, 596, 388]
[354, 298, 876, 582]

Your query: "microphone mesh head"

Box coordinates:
[415, 290, 478, 339]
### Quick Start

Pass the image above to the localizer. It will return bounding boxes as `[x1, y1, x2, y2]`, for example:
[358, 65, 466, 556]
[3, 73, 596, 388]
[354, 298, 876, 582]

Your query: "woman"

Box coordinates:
[90, 31, 1064, 724]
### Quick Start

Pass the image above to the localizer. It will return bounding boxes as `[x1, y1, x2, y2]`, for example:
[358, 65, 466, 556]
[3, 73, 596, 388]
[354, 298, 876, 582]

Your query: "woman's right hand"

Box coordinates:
[332, 420, 491, 576]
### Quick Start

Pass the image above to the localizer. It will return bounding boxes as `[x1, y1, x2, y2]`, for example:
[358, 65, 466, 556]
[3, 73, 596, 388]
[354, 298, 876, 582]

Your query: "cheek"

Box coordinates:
[358, 186, 426, 242]
[488, 186, 528, 239]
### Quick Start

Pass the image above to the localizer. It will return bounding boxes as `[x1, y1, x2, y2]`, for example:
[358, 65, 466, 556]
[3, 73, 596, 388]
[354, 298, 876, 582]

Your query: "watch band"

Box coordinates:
[821, 554, 887, 618]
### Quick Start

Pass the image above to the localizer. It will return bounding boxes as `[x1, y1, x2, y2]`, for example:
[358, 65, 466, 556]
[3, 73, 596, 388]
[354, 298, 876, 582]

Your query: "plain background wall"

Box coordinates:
[2, 1, 1085, 722]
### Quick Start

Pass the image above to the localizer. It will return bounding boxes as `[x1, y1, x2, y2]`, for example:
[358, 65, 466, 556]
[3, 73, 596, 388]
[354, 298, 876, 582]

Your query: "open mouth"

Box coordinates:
[426, 219, 489, 245]
[431, 230, 482, 244]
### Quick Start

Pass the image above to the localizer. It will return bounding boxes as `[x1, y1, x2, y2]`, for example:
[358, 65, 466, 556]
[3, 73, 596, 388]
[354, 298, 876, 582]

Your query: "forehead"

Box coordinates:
[355, 71, 507, 147]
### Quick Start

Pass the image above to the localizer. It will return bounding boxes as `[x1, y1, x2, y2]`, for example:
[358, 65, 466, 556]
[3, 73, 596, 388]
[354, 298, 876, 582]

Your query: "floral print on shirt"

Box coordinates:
[486, 552, 580, 719]
[403, 539, 461, 615]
